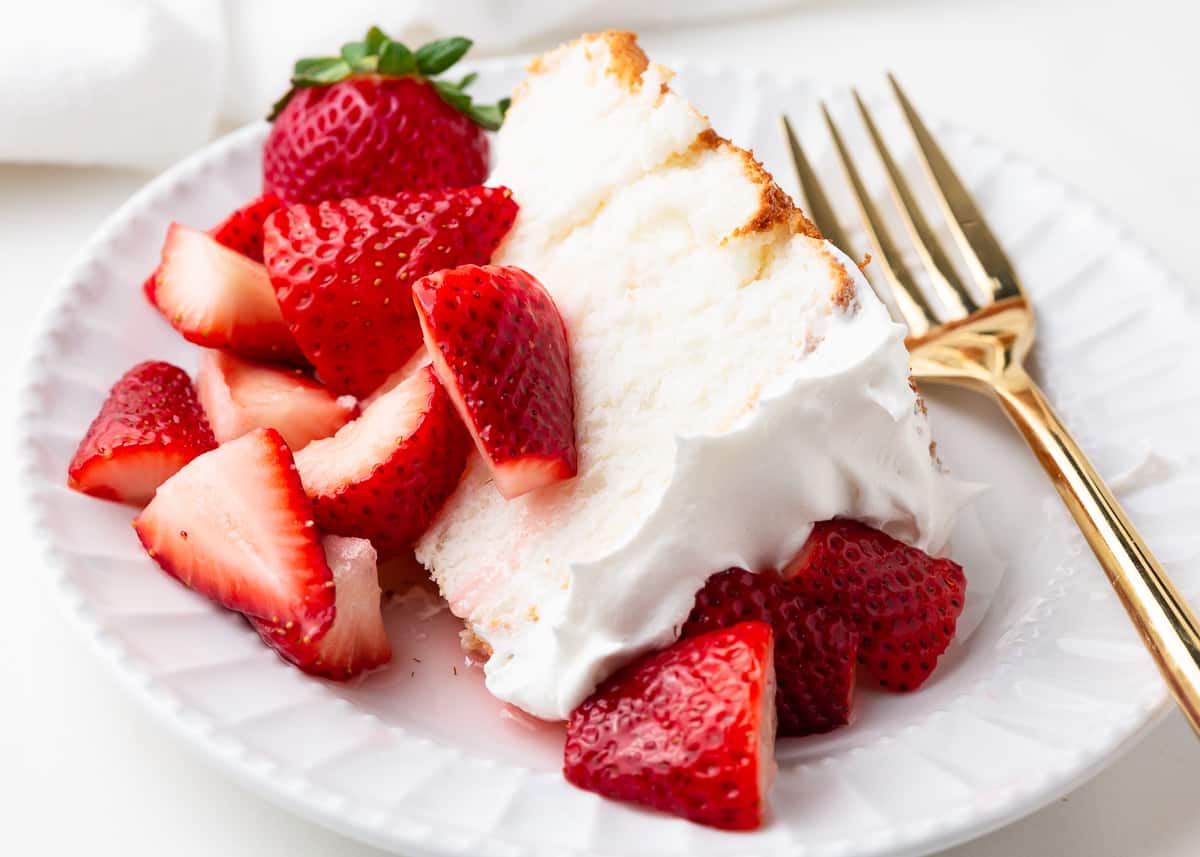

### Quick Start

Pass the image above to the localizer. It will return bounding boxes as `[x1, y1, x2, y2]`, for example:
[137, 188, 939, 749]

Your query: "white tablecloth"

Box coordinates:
[7, 1, 1200, 854]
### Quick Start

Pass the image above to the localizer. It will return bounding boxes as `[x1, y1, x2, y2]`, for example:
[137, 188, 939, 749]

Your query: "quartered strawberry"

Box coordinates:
[133, 428, 334, 643]
[783, 520, 966, 691]
[154, 224, 305, 364]
[360, 346, 430, 411]
[683, 568, 859, 736]
[263, 187, 517, 397]
[143, 193, 282, 306]
[68, 361, 217, 505]
[254, 535, 391, 680]
[564, 621, 776, 831]
[195, 349, 355, 451]
[263, 28, 508, 204]
[295, 364, 471, 557]
[414, 264, 576, 499]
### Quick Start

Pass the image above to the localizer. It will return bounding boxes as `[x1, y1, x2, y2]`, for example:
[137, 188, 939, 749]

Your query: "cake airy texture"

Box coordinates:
[416, 32, 966, 720]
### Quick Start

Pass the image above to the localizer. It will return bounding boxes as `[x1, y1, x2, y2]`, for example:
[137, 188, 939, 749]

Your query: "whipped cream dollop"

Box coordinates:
[416, 32, 968, 720]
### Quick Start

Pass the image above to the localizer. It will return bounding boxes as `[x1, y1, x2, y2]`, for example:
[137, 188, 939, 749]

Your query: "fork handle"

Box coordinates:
[992, 367, 1200, 735]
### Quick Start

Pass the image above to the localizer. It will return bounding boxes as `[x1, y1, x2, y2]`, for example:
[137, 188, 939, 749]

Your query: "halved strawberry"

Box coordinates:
[295, 364, 471, 557]
[263, 187, 518, 397]
[783, 520, 966, 691]
[413, 264, 576, 499]
[133, 428, 334, 643]
[254, 535, 391, 679]
[154, 224, 305, 364]
[68, 361, 216, 505]
[143, 194, 283, 306]
[195, 349, 355, 451]
[564, 621, 776, 831]
[683, 568, 859, 736]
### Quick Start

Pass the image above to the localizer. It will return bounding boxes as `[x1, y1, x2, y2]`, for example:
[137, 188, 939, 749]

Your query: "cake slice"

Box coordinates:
[416, 31, 965, 720]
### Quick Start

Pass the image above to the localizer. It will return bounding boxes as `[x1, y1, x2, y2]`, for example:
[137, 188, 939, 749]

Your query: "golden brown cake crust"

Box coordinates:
[518, 31, 830, 272]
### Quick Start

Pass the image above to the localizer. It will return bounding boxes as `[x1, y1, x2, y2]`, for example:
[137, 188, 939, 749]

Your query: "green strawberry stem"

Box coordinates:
[268, 26, 510, 130]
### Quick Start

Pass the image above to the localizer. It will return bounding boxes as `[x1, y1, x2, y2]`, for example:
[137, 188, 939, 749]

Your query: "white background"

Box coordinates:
[5, 0, 1200, 854]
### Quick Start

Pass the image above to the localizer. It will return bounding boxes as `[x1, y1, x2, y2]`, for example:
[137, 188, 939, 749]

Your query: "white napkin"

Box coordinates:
[0, 0, 797, 170]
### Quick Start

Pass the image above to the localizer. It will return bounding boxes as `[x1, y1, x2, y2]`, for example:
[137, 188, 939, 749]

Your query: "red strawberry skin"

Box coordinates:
[414, 264, 577, 499]
[684, 568, 859, 737]
[784, 521, 966, 691]
[143, 194, 282, 306]
[133, 428, 335, 644]
[564, 621, 776, 831]
[264, 187, 517, 398]
[68, 361, 216, 505]
[254, 535, 391, 680]
[295, 364, 472, 557]
[263, 76, 489, 205]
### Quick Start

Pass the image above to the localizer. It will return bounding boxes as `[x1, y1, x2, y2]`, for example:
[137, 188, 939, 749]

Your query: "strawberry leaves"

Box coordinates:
[268, 26, 510, 130]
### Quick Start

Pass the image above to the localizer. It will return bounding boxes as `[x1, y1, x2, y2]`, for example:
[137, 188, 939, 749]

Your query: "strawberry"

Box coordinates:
[360, 346, 429, 411]
[683, 568, 859, 737]
[263, 187, 518, 397]
[195, 349, 355, 451]
[783, 520, 966, 691]
[254, 535, 391, 680]
[154, 224, 305, 365]
[133, 428, 334, 643]
[294, 364, 471, 557]
[564, 621, 776, 831]
[263, 27, 509, 204]
[143, 194, 283, 306]
[68, 361, 217, 505]
[414, 264, 577, 499]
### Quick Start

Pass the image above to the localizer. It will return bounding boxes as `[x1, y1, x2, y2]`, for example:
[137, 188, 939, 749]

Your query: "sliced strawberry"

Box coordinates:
[413, 264, 577, 499]
[144, 194, 283, 306]
[295, 364, 471, 557]
[254, 535, 391, 679]
[68, 361, 216, 505]
[154, 223, 305, 365]
[564, 621, 776, 831]
[195, 349, 355, 451]
[683, 568, 859, 736]
[133, 428, 334, 643]
[263, 187, 518, 398]
[783, 520, 966, 691]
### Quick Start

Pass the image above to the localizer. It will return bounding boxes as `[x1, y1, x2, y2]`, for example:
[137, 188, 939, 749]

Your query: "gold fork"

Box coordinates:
[780, 77, 1200, 736]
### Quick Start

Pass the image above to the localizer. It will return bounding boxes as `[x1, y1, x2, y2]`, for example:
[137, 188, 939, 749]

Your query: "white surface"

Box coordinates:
[0, 0, 796, 167]
[4, 2, 1200, 857]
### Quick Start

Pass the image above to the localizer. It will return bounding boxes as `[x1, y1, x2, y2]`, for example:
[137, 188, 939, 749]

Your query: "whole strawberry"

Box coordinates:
[263, 27, 508, 204]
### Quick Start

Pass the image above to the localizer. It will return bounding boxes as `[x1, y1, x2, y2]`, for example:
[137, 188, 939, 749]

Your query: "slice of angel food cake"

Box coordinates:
[416, 31, 967, 722]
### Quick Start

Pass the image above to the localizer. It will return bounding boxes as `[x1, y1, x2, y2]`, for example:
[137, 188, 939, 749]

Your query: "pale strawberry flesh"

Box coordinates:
[154, 224, 304, 364]
[564, 621, 776, 831]
[133, 428, 334, 643]
[684, 568, 859, 736]
[196, 349, 354, 451]
[68, 361, 216, 505]
[414, 264, 577, 499]
[784, 520, 966, 691]
[254, 535, 391, 680]
[143, 193, 282, 307]
[263, 187, 518, 397]
[295, 364, 471, 557]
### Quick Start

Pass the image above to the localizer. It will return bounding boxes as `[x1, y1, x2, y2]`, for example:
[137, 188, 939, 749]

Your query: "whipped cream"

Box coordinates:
[416, 32, 967, 720]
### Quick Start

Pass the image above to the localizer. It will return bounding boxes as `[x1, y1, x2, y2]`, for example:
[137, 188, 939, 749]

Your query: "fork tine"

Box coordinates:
[778, 115, 855, 256]
[887, 74, 1023, 302]
[851, 90, 979, 320]
[819, 102, 935, 339]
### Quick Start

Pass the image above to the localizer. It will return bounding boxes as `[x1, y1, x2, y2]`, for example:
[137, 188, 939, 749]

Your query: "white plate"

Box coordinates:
[17, 59, 1200, 857]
